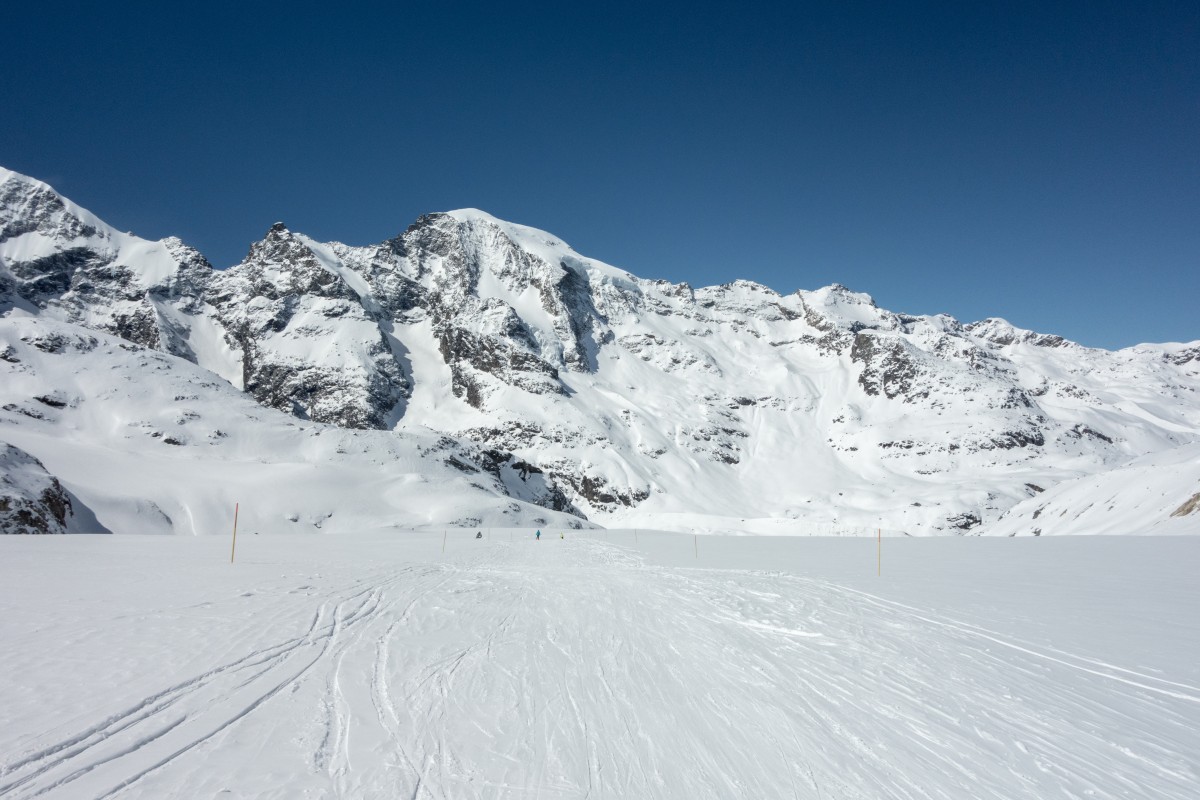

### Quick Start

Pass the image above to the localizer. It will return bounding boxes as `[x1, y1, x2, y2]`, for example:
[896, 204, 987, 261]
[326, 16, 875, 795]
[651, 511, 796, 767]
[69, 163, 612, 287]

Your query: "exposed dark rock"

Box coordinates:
[557, 471, 650, 509]
[851, 333, 925, 401]
[2, 403, 46, 419]
[436, 325, 565, 408]
[986, 430, 1045, 450]
[1166, 347, 1200, 366]
[1067, 424, 1113, 444]
[0, 443, 73, 534]
[108, 305, 163, 349]
[1172, 491, 1200, 517]
[446, 455, 479, 473]
[0, 178, 97, 244]
[511, 459, 543, 478]
[8, 248, 104, 302]
[466, 449, 584, 517]
[238, 342, 405, 430]
[945, 512, 982, 532]
[33, 394, 67, 408]
[552, 258, 605, 372]
[1000, 388, 1034, 409]
[20, 331, 98, 354]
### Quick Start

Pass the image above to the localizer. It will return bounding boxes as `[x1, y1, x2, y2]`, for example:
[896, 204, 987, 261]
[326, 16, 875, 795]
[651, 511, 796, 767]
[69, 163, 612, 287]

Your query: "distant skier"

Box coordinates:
[535, 529, 541, 541]
[560, 532, 564, 539]
[476, 531, 482, 539]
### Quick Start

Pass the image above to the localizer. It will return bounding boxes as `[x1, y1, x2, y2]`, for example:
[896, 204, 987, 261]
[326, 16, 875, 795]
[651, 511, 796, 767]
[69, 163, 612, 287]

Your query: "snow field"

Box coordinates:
[1, 533, 1197, 799]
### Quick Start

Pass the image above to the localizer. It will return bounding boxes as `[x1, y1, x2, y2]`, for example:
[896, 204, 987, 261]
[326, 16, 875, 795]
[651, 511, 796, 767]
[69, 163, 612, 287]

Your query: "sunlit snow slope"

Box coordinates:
[986, 442, 1200, 536]
[0, 316, 587, 533]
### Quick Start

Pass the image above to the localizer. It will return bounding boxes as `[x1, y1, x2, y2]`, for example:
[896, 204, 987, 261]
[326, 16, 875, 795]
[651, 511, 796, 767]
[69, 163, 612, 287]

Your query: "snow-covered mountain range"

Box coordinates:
[2, 165, 1198, 535]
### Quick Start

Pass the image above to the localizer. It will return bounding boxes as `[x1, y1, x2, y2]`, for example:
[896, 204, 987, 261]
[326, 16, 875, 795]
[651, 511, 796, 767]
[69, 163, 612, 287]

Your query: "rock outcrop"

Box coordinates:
[0, 443, 72, 534]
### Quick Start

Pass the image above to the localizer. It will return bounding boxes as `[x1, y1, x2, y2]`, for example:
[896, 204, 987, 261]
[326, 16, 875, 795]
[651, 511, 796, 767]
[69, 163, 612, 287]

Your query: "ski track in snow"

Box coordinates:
[1, 538, 1197, 799]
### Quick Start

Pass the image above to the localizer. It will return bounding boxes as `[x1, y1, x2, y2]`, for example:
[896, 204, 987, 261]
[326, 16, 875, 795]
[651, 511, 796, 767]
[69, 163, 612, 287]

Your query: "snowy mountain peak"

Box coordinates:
[1, 167, 115, 249]
[800, 283, 880, 318]
[3, 164, 1199, 535]
[445, 207, 570, 252]
[966, 317, 1075, 349]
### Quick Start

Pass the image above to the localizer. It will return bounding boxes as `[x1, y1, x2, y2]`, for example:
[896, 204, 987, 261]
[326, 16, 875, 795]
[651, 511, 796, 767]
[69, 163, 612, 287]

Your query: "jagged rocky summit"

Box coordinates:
[2, 165, 1199, 535]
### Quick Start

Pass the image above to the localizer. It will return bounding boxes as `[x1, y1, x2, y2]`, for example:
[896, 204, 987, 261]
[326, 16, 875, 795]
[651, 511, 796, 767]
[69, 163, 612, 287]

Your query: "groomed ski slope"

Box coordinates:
[1, 533, 1197, 799]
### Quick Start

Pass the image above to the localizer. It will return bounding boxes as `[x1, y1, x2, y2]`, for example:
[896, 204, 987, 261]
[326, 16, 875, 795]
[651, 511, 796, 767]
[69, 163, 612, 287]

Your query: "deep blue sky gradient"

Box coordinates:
[3, 1, 1197, 348]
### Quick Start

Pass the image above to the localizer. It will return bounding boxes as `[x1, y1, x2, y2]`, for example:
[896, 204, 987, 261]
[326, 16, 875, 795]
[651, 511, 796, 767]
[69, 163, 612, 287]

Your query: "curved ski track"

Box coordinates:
[1, 539, 1196, 799]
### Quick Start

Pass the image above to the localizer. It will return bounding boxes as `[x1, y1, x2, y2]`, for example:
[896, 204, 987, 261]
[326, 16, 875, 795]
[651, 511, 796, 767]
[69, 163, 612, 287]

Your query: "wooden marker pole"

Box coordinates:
[442, 529, 447, 554]
[230, 502, 239, 564]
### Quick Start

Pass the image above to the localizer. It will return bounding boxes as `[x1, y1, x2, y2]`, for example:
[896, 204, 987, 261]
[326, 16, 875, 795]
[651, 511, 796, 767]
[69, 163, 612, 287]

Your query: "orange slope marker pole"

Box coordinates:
[230, 502, 239, 564]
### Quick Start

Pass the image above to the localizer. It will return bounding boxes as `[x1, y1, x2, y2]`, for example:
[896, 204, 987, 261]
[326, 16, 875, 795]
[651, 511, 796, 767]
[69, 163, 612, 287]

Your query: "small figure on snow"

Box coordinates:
[535, 529, 541, 540]
[476, 531, 482, 539]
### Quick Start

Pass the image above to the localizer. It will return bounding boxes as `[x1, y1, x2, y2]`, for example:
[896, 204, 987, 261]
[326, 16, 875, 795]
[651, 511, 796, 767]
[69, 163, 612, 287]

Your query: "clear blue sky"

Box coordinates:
[3, 1, 1196, 348]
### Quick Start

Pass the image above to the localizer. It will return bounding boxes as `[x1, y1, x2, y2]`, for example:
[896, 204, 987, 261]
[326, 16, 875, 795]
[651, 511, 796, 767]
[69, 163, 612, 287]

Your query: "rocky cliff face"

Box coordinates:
[0, 443, 73, 534]
[3, 166, 1200, 534]
[206, 223, 410, 429]
[0, 173, 212, 354]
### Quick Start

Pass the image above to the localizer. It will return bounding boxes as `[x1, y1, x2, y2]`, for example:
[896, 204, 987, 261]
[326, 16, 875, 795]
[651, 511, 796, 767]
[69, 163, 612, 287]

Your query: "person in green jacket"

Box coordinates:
[535, 529, 541, 541]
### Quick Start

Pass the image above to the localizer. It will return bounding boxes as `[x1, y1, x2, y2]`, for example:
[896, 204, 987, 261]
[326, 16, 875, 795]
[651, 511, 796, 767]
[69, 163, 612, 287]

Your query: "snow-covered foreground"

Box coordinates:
[1, 533, 1197, 799]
